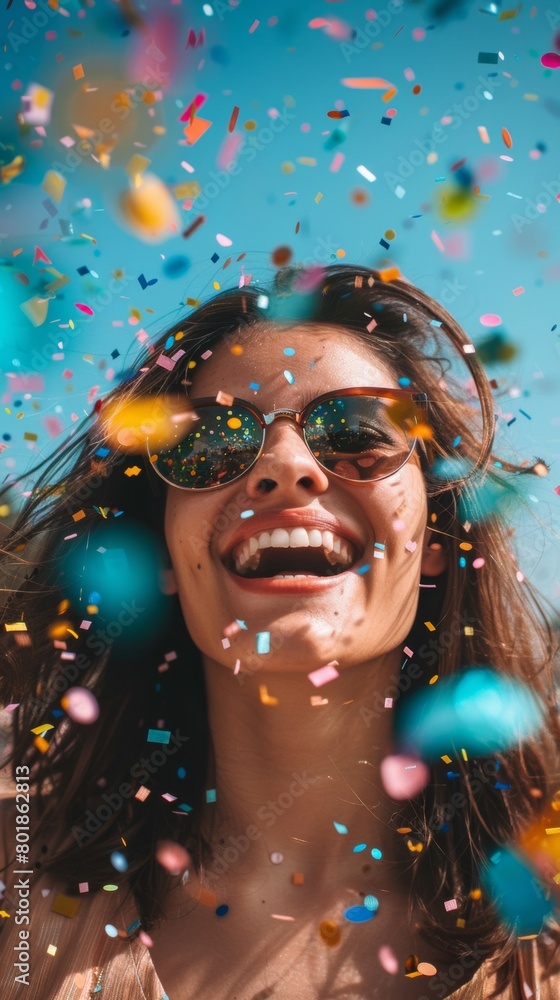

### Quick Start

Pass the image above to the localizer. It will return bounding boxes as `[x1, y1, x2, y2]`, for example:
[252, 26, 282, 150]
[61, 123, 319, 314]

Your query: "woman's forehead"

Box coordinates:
[189, 323, 397, 395]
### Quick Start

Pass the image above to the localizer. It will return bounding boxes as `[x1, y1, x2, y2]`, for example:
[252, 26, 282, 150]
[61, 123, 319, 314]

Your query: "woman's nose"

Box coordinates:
[244, 419, 330, 495]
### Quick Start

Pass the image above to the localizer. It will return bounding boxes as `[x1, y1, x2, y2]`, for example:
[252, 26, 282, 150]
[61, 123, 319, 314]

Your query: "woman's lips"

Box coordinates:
[222, 565, 365, 594]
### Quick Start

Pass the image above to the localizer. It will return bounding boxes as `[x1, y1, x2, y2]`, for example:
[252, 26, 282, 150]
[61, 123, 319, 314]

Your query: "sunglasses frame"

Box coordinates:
[148, 386, 429, 491]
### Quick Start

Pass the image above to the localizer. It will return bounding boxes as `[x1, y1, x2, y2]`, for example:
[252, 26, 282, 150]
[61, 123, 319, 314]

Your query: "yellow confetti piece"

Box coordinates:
[545, 827, 560, 835]
[259, 684, 279, 706]
[30, 724, 54, 735]
[424, 621, 436, 632]
[173, 181, 201, 199]
[461, 748, 469, 761]
[4, 622, 27, 632]
[50, 893, 81, 918]
[464, 626, 474, 636]
[47, 944, 57, 957]
[126, 154, 151, 184]
[498, 3, 522, 20]
[0, 504, 10, 517]
[42, 170, 66, 203]
[73, 64, 85, 80]
[314, 192, 323, 203]
[441, 755, 452, 764]
[1, 154, 26, 184]
[429, 674, 438, 685]
[297, 157, 317, 166]
[0, 910, 10, 918]
[124, 466, 142, 477]
[20, 295, 49, 327]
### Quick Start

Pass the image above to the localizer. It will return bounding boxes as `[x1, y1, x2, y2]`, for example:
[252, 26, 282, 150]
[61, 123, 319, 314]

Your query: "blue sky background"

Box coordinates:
[1, 0, 559, 599]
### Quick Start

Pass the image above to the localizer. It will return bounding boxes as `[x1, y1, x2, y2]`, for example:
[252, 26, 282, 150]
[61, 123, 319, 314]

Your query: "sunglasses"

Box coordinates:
[148, 387, 429, 491]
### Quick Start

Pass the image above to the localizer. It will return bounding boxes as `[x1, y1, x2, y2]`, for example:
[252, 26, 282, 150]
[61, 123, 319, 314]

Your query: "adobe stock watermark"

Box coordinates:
[24, 599, 145, 719]
[207, 770, 320, 877]
[359, 609, 478, 726]
[192, 104, 297, 211]
[384, 74, 502, 193]
[339, 0, 405, 63]
[47, 43, 169, 179]
[510, 173, 560, 234]
[70, 728, 189, 845]
[6, 0, 65, 53]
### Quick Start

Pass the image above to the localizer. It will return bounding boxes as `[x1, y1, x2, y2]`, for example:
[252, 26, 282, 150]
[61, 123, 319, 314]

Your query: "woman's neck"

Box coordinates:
[197, 651, 414, 899]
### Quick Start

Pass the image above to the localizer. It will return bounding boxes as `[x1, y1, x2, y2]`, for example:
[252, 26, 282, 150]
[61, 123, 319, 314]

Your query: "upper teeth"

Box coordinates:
[231, 527, 355, 575]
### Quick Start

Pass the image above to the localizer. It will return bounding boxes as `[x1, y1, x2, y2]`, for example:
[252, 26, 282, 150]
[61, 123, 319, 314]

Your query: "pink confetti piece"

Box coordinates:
[541, 52, 560, 69]
[217, 130, 244, 170]
[216, 233, 233, 246]
[472, 557, 485, 569]
[513, 286, 524, 296]
[221, 637, 231, 649]
[366, 317, 378, 333]
[480, 312, 502, 327]
[307, 661, 340, 688]
[378, 945, 399, 975]
[74, 302, 94, 315]
[42, 416, 64, 438]
[155, 354, 175, 371]
[249, 19, 260, 32]
[404, 540, 417, 552]
[444, 898, 458, 911]
[161, 792, 177, 803]
[6, 374, 44, 392]
[431, 229, 445, 253]
[330, 151, 345, 172]
[3, 703, 19, 712]
[78, 882, 89, 893]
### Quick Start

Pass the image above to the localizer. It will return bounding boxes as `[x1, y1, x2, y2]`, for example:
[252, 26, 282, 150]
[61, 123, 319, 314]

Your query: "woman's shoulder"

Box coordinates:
[449, 935, 560, 999]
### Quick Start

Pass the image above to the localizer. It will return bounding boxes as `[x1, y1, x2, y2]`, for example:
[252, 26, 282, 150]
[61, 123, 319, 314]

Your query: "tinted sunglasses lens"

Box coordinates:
[305, 395, 416, 481]
[151, 404, 262, 489]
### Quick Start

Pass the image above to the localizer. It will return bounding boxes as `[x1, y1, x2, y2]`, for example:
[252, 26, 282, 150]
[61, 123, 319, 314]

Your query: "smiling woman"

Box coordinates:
[0, 263, 559, 1000]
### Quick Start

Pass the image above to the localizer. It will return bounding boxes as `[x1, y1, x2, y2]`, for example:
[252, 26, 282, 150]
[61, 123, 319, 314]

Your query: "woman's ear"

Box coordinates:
[420, 525, 448, 576]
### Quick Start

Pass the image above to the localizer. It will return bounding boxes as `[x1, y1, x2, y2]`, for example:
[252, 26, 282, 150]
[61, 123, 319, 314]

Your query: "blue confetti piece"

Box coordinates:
[211, 252, 219, 263]
[352, 843, 367, 852]
[206, 788, 217, 803]
[379, 238, 390, 250]
[398, 377, 411, 387]
[430, 320, 443, 327]
[364, 894, 379, 911]
[177, 767, 186, 779]
[283, 347, 295, 356]
[519, 410, 531, 420]
[284, 370, 295, 384]
[334, 821, 348, 834]
[344, 905, 375, 923]
[95, 447, 110, 458]
[494, 781, 511, 791]
[453, 436, 462, 447]
[355, 564, 370, 575]
[371, 847, 383, 859]
[110, 851, 128, 872]
[381, 116, 391, 125]
[374, 542, 385, 550]
[235, 619, 248, 630]
[459, 556, 467, 568]
[216, 904, 229, 916]
[164, 336, 174, 350]
[147, 729, 171, 744]
[249, 382, 260, 390]
[256, 632, 270, 654]
[240, 510, 254, 519]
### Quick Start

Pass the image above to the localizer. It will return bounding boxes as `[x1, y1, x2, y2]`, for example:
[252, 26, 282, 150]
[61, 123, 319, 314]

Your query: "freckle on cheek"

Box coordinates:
[197, 564, 202, 570]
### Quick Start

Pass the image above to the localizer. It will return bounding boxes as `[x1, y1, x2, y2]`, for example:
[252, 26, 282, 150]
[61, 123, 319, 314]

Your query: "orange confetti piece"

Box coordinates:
[501, 127, 513, 148]
[183, 116, 212, 146]
[378, 265, 401, 282]
[477, 125, 490, 143]
[34, 736, 50, 754]
[73, 64, 85, 81]
[382, 87, 397, 103]
[259, 685, 279, 706]
[341, 77, 392, 89]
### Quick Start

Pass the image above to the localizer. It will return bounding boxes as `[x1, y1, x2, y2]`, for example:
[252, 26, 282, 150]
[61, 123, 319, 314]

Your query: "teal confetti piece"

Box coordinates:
[240, 510, 254, 519]
[284, 370, 295, 384]
[355, 564, 370, 574]
[283, 347, 295, 356]
[236, 619, 248, 630]
[206, 788, 217, 803]
[147, 729, 171, 744]
[352, 843, 367, 853]
[334, 821, 348, 834]
[256, 632, 270, 654]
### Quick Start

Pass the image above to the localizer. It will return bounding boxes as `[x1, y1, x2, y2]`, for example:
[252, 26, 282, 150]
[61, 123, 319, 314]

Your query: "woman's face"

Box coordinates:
[164, 324, 429, 675]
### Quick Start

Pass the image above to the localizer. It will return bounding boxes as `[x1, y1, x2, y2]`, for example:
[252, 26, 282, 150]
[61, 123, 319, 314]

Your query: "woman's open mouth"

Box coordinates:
[222, 527, 363, 581]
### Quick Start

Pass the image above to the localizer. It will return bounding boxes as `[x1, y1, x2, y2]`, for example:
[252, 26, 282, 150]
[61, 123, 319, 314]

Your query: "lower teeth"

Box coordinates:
[273, 573, 319, 579]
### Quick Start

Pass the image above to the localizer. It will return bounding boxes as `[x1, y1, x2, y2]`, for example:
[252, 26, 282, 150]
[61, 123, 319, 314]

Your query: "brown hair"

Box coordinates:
[1, 263, 558, 991]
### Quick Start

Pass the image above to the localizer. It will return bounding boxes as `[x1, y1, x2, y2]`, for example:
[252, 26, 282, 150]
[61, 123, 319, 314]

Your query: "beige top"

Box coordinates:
[1, 797, 559, 999]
